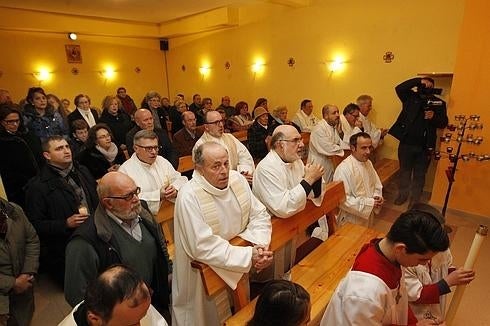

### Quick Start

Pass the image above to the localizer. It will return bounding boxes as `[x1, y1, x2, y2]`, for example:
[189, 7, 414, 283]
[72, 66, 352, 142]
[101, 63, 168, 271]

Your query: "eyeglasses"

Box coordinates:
[206, 119, 224, 126]
[135, 144, 159, 152]
[97, 133, 111, 140]
[106, 187, 141, 201]
[279, 137, 303, 145]
[2, 119, 20, 125]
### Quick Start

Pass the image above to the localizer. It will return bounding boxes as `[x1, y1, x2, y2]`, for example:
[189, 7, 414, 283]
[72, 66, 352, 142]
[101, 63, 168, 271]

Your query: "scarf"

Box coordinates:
[96, 142, 119, 163]
[50, 162, 89, 211]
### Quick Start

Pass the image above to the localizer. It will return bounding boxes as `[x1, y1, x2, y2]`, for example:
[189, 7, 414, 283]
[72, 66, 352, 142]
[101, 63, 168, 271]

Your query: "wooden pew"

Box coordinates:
[155, 200, 175, 259]
[190, 181, 345, 311]
[374, 158, 400, 185]
[232, 129, 248, 142]
[177, 155, 193, 173]
[225, 223, 382, 325]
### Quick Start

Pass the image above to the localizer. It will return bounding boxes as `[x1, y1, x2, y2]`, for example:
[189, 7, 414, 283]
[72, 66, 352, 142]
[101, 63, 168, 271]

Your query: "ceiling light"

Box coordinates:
[68, 33, 78, 41]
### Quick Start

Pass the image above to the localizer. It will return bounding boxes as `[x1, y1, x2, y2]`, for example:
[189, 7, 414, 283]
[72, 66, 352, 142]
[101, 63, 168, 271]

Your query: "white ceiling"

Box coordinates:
[0, 0, 269, 24]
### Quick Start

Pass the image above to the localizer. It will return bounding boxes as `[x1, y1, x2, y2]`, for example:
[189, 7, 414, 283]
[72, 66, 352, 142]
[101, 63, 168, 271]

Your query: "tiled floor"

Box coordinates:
[31, 179, 490, 325]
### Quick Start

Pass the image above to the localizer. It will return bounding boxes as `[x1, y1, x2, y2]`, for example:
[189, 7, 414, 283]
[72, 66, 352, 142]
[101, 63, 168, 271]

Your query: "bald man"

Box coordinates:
[64, 172, 172, 322]
[172, 111, 203, 157]
[126, 108, 178, 168]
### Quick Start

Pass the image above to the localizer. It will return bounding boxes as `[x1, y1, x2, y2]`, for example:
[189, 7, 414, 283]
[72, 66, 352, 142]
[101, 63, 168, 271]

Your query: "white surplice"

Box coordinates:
[292, 110, 320, 132]
[172, 170, 271, 326]
[339, 114, 363, 149]
[359, 112, 383, 148]
[333, 155, 382, 227]
[118, 153, 188, 215]
[308, 119, 344, 182]
[193, 132, 255, 172]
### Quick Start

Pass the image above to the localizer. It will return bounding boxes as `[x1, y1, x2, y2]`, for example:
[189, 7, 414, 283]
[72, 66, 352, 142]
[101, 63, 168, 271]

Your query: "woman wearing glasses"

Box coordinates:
[0, 105, 42, 207]
[78, 123, 125, 179]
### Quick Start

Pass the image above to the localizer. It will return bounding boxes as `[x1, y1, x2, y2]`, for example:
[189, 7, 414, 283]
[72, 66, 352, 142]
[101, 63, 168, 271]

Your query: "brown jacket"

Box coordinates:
[172, 128, 203, 157]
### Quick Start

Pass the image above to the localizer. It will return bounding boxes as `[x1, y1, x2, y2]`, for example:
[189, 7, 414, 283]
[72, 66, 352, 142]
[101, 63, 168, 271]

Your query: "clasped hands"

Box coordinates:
[160, 185, 177, 200]
[252, 245, 273, 272]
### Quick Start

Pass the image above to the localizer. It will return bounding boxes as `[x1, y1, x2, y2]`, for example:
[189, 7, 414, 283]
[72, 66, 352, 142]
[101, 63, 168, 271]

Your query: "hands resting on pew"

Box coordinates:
[252, 245, 274, 272]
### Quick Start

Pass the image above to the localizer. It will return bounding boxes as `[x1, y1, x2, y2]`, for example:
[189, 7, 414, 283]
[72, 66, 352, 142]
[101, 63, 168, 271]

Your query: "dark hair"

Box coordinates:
[343, 103, 360, 116]
[300, 99, 311, 109]
[71, 119, 89, 132]
[248, 280, 310, 326]
[254, 98, 267, 109]
[192, 94, 200, 100]
[349, 131, 371, 148]
[0, 104, 25, 133]
[26, 87, 46, 104]
[117, 87, 126, 93]
[387, 210, 449, 254]
[235, 101, 248, 115]
[74, 94, 89, 107]
[85, 123, 114, 149]
[41, 135, 66, 152]
[85, 264, 150, 323]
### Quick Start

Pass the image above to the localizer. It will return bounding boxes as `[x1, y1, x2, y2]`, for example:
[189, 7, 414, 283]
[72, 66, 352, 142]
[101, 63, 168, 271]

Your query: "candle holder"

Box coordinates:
[436, 114, 487, 219]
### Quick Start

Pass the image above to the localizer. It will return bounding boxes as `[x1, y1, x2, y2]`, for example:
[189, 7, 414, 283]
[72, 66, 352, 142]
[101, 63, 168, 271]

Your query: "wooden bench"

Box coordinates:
[225, 223, 382, 325]
[177, 155, 193, 173]
[155, 200, 175, 259]
[232, 129, 248, 142]
[374, 158, 400, 185]
[190, 181, 346, 311]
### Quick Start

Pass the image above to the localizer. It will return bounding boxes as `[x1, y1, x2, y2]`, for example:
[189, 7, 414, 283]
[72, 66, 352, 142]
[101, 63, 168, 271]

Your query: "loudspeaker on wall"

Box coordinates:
[160, 39, 169, 51]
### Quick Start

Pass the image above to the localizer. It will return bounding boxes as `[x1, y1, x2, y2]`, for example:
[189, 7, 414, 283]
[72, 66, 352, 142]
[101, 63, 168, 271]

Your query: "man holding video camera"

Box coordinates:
[389, 77, 448, 206]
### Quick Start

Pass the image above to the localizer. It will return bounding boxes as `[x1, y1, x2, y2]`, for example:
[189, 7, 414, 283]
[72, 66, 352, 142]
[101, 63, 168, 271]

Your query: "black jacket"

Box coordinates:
[126, 126, 179, 169]
[0, 129, 41, 207]
[248, 120, 270, 161]
[78, 146, 126, 180]
[389, 77, 448, 149]
[24, 162, 98, 269]
[67, 109, 100, 133]
[98, 109, 134, 146]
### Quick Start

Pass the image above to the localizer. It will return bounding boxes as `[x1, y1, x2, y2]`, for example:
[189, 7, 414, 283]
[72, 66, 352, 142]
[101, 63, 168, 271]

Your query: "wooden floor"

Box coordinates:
[32, 177, 490, 325]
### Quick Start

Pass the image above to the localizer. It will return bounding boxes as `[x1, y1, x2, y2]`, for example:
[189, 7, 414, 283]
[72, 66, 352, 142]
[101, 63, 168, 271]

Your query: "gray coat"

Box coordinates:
[0, 199, 40, 321]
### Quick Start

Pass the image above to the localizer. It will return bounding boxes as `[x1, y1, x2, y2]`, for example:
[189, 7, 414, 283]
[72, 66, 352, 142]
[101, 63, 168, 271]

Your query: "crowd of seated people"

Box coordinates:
[0, 84, 409, 325]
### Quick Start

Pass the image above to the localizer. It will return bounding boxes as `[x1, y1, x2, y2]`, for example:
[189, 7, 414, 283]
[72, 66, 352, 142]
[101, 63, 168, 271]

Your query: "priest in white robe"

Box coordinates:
[357, 94, 388, 149]
[333, 132, 383, 227]
[119, 130, 187, 215]
[192, 110, 254, 183]
[172, 142, 272, 326]
[308, 104, 344, 182]
[292, 99, 320, 132]
[339, 103, 363, 149]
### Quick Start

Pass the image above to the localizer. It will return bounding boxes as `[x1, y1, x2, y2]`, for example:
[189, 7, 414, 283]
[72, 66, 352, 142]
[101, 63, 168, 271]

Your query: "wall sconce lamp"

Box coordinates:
[33, 69, 51, 82]
[68, 32, 78, 41]
[328, 58, 345, 72]
[100, 66, 116, 80]
[199, 66, 210, 77]
[251, 61, 265, 74]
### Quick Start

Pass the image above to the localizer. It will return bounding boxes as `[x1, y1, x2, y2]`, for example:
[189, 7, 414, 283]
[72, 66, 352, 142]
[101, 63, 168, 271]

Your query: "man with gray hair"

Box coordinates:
[64, 172, 172, 321]
[356, 94, 388, 149]
[119, 130, 187, 216]
[172, 142, 272, 326]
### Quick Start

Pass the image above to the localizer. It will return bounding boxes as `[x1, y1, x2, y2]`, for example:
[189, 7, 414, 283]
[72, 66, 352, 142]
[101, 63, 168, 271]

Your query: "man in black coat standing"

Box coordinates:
[25, 136, 98, 285]
[389, 77, 448, 206]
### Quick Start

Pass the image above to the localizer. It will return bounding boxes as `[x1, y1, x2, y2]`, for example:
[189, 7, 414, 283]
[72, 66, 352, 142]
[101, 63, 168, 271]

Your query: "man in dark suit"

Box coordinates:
[173, 111, 203, 157]
[126, 109, 179, 169]
[67, 94, 99, 133]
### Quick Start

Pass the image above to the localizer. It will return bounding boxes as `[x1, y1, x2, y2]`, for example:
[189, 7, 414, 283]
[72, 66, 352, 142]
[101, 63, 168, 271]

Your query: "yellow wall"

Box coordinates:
[430, 0, 490, 218]
[166, 0, 465, 159]
[0, 7, 168, 109]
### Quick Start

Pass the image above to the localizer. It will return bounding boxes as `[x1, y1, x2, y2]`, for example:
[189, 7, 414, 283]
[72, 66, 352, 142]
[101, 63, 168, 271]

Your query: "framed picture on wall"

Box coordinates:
[65, 44, 82, 63]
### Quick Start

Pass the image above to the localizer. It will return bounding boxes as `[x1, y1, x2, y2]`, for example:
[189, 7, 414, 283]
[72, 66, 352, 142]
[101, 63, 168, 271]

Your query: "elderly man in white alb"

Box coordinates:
[356, 95, 388, 149]
[193, 110, 255, 183]
[333, 132, 383, 227]
[119, 130, 187, 216]
[292, 99, 320, 132]
[308, 104, 345, 182]
[172, 142, 273, 326]
[339, 103, 363, 148]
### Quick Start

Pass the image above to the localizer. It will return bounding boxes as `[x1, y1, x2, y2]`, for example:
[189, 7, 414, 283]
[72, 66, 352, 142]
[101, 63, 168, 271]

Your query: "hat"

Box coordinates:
[254, 106, 268, 119]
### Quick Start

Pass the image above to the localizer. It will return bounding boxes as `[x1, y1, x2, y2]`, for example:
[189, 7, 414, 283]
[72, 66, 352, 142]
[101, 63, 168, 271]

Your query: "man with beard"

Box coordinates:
[64, 172, 172, 322]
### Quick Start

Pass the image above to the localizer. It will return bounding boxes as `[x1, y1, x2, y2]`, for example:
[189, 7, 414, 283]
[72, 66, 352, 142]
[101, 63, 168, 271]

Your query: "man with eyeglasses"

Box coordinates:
[339, 103, 363, 148]
[25, 135, 98, 285]
[309, 104, 345, 182]
[193, 110, 255, 183]
[119, 130, 187, 216]
[126, 109, 179, 169]
[172, 142, 272, 326]
[64, 171, 172, 323]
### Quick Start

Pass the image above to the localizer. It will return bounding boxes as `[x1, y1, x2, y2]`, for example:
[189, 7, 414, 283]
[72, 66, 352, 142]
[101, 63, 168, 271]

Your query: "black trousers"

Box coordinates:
[397, 143, 431, 201]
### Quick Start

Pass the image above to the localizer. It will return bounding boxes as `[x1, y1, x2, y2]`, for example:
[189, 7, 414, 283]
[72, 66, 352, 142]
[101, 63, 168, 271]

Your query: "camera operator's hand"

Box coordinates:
[424, 110, 434, 120]
[421, 78, 434, 89]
